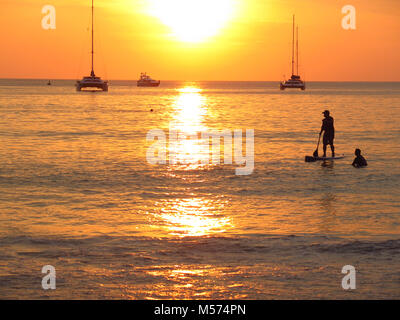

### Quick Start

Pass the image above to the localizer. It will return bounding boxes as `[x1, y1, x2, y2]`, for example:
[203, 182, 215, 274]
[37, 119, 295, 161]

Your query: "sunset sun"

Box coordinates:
[148, 0, 235, 43]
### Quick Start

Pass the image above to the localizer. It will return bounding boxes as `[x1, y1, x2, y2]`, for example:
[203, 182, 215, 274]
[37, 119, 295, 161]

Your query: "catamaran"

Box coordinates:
[137, 73, 160, 87]
[280, 15, 305, 91]
[76, 0, 108, 92]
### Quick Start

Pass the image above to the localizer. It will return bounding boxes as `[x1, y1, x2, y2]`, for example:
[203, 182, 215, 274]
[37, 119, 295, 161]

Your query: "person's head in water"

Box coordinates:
[352, 148, 367, 167]
[323, 110, 330, 118]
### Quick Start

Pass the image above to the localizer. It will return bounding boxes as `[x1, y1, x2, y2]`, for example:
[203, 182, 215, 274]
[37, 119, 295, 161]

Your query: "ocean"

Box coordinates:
[0, 80, 399, 299]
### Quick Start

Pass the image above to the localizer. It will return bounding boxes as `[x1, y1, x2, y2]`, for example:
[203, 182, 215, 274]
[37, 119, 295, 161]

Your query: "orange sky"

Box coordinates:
[0, 0, 399, 81]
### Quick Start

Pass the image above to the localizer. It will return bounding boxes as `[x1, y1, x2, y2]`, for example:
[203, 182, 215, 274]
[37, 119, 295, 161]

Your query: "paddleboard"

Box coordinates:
[305, 154, 345, 162]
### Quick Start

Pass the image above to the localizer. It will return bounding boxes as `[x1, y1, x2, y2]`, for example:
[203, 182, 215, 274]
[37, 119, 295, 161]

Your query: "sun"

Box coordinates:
[148, 0, 236, 43]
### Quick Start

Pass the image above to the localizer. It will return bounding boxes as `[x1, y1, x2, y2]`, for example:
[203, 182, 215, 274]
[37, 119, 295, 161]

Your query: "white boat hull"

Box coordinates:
[76, 76, 108, 92]
[280, 79, 305, 90]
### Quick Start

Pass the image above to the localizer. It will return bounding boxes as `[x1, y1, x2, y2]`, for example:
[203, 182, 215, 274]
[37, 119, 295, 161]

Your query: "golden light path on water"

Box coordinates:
[155, 198, 232, 237]
[151, 85, 233, 238]
[143, 266, 247, 299]
[168, 86, 209, 167]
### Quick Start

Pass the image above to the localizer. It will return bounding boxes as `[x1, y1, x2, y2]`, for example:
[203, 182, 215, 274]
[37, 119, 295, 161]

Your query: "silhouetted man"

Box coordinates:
[319, 110, 335, 158]
[352, 149, 368, 167]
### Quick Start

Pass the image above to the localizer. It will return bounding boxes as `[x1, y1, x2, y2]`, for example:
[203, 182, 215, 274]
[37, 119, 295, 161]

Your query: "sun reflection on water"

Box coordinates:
[168, 85, 211, 168]
[150, 86, 233, 238]
[153, 198, 232, 237]
[143, 265, 248, 300]
[172, 86, 207, 133]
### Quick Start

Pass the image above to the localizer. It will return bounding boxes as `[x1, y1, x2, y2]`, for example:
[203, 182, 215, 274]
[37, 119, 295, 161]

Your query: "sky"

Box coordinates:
[0, 0, 399, 81]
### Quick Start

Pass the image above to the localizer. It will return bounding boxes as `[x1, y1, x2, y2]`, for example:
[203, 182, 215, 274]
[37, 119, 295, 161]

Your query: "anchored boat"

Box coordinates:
[76, 0, 108, 92]
[280, 15, 305, 91]
[137, 73, 160, 87]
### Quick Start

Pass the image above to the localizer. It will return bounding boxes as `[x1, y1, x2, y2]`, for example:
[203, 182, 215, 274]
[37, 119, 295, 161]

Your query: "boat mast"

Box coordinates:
[91, 0, 95, 77]
[291, 15, 295, 76]
[296, 26, 299, 76]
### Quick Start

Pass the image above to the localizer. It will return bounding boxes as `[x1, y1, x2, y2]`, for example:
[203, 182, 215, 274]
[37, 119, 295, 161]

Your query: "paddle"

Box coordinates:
[313, 133, 321, 158]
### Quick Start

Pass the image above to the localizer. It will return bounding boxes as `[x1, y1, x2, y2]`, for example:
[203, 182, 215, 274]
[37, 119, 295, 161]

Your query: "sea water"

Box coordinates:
[0, 80, 399, 299]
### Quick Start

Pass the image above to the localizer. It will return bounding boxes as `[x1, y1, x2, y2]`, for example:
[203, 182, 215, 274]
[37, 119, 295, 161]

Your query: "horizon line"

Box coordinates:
[1, 78, 400, 83]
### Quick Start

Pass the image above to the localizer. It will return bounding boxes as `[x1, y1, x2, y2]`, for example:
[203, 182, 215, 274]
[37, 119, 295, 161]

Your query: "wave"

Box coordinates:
[1, 233, 399, 259]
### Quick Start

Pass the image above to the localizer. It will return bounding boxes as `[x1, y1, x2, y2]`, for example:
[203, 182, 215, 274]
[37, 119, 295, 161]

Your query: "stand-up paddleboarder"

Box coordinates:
[319, 110, 335, 158]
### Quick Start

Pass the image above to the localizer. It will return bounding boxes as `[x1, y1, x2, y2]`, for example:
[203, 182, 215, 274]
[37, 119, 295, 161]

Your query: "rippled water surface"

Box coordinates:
[0, 80, 399, 299]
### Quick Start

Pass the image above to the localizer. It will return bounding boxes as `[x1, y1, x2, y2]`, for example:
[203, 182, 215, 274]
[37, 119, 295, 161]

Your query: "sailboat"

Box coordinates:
[76, 0, 108, 92]
[280, 15, 305, 91]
